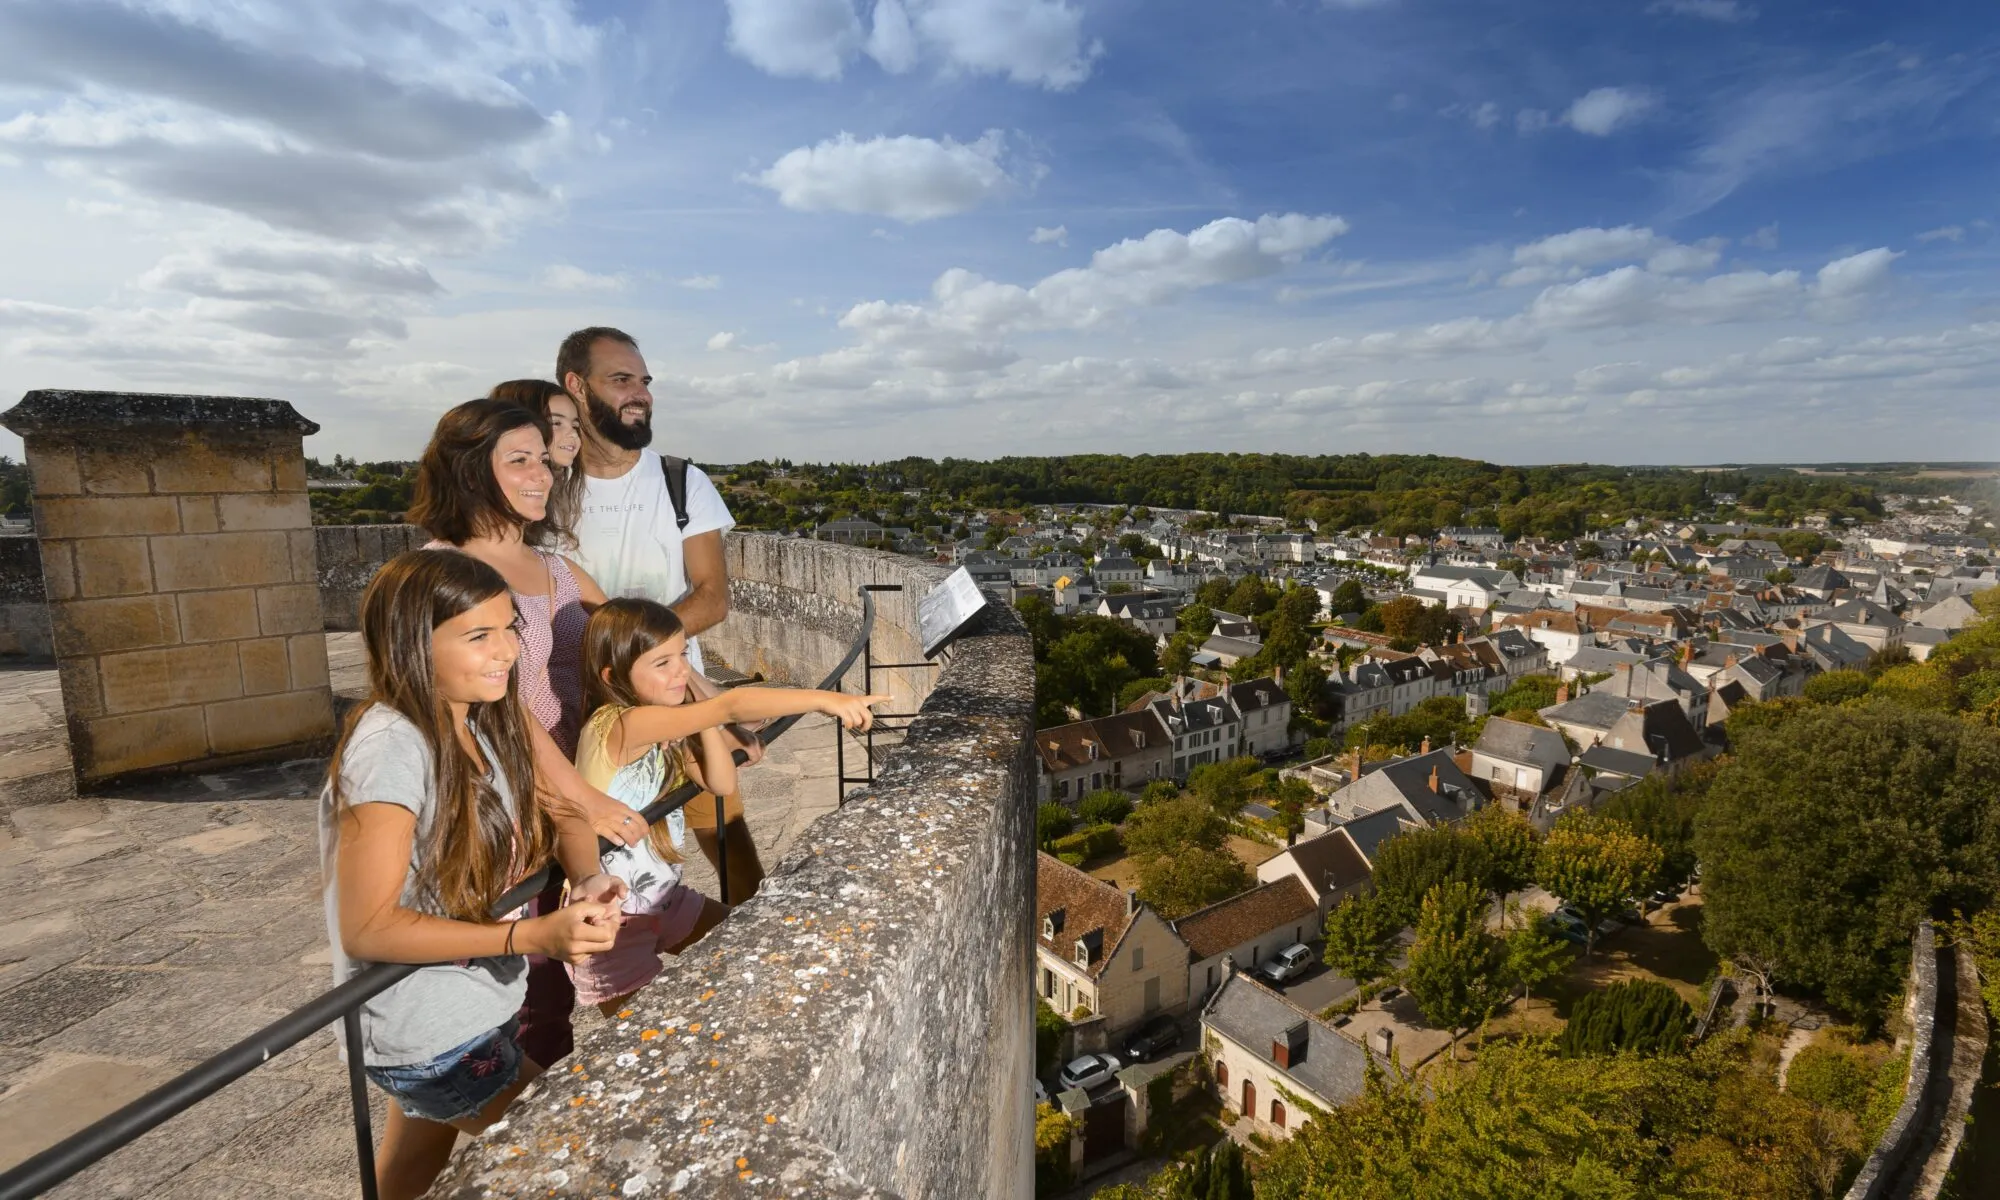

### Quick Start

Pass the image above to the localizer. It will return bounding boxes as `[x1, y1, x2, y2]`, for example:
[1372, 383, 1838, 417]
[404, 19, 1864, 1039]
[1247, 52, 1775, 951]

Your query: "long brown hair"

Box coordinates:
[582, 597, 690, 864]
[488, 379, 583, 550]
[329, 550, 559, 922]
[407, 398, 551, 546]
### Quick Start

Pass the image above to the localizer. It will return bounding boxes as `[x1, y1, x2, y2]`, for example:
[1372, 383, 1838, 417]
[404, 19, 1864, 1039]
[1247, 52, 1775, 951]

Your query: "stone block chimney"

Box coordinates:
[0, 391, 334, 788]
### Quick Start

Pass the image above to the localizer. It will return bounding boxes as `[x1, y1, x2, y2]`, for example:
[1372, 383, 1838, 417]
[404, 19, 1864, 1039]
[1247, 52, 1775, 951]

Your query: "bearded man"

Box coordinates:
[556, 325, 766, 902]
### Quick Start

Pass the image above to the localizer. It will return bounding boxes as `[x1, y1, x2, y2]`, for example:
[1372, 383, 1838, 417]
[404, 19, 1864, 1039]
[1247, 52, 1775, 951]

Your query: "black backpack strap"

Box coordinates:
[660, 454, 692, 532]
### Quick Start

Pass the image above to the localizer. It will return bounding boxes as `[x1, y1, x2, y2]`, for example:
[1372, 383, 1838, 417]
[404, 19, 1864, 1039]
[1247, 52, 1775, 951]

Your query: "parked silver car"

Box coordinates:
[1057, 1052, 1121, 1092]
[1256, 943, 1316, 985]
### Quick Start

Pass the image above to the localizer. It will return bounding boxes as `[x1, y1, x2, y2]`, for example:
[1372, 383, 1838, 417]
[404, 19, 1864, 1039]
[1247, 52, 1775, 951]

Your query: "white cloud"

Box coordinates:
[540, 264, 627, 292]
[0, 299, 92, 333]
[1500, 226, 1723, 285]
[1029, 224, 1068, 246]
[677, 275, 724, 290]
[1742, 223, 1781, 250]
[750, 130, 1022, 222]
[723, 0, 864, 81]
[1916, 225, 1965, 243]
[1646, 240, 1725, 274]
[1564, 87, 1656, 136]
[707, 331, 739, 351]
[1647, 0, 1755, 21]
[1515, 109, 1550, 135]
[725, 0, 1099, 90]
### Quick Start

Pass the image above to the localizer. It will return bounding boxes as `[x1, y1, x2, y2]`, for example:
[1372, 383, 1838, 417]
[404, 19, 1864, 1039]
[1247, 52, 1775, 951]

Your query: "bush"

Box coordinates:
[1049, 822, 1122, 863]
[1803, 670, 1872, 706]
[1078, 790, 1134, 826]
[1303, 736, 1338, 761]
[1558, 979, 1691, 1057]
[1034, 1102, 1077, 1196]
[1140, 779, 1180, 805]
[1786, 1042, 1874, 1115]
[1037, 802, 1077, 848]
[1035, 999, 1069, 1076]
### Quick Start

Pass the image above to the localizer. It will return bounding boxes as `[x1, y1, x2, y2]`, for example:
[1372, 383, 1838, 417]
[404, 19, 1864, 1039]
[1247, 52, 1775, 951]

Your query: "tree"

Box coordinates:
[1327, 578, 1367, 616]
[1557, 979, 1691, 1057]
[1323, 893, 1399, 987]
[1403, 881, 1508, 1052]
[1372, 825, 1493, 925]
[1124, 796, 1228, 859]
[1269, 777, 1316, 843]
[1185, 757, 1261, 817]
[1486, 673, 1561, 716]
[1696, 702, 2000, 1019]
[1596, 761, 1714, 884]
[1467, 807, 1539, 904]
[1500, 913, 1569, 1001]
[1195, 577, 1232, 608]
[1536, 815, 1662, 955]
[1078, 790, 1134, 826]
[1803, 669, 1872, 705]
[1225, 575, 1276, 617]
[1136, 847, 1250, 919]
[1200, 1140, 1251, 1200]
[1284, 657, 1331, 721]
[1118, 675, 1170, 712]
[1177, 602, 1217, 641]
[1034, 1102, 1077, 1195]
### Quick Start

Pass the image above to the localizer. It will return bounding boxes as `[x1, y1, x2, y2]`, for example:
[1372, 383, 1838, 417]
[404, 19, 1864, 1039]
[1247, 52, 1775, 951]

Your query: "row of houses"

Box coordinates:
[1035, 675, 1294, 804]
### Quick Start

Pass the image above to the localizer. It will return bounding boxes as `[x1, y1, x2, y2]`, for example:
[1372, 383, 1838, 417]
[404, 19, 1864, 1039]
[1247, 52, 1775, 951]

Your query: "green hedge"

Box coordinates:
[1049, 822, 1122, 863]
[1558, 979, 1692, 1057]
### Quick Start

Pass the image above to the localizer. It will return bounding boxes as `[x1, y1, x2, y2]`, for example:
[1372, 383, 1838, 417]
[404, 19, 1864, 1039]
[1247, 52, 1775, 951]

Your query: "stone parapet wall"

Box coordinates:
[0, 535, 53, 658]
[437, 535, 1036, 1199]
[315, 524, 428, 630]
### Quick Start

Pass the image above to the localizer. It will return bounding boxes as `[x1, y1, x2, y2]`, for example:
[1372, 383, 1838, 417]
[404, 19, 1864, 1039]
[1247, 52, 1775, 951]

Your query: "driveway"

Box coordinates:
[1275, 959, 1358, 1015]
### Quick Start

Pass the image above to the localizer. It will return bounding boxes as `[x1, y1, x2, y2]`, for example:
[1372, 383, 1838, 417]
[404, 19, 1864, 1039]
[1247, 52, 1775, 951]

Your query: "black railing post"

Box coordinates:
[342, 1008, 381, 1200]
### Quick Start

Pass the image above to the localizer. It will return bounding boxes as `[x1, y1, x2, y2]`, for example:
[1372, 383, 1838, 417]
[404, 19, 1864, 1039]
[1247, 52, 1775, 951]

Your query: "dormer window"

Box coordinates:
[1044, 909, 1065, 939]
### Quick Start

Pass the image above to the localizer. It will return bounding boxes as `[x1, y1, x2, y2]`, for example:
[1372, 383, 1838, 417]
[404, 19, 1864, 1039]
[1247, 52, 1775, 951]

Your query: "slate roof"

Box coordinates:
[1173, 877, 1318, 960]
[1274, 828, 1373, 898]
[1229, 677, 1288, 713]
[1600, 699, 1706, 763]
[1473, 718, 1569, 769]
[1035, 708, 1172, 773]
[1035, 852, 1139, 979]
[1334, 807, 1415, 862]
[1539, 690, 1633, 733]
[1202, 973, 1377, 1107]
[1336, 747, 1483, 826]
[1578, 744, 1656, 778]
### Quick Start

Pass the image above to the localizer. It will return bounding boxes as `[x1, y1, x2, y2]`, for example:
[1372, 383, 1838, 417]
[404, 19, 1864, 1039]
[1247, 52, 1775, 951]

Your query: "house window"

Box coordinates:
[1133, 946, 1145, 970]
[1242, 1079, 1257, 1116]
[1091, 772, 1102, 790]
[1216, 1060, 1229, 1089]
[1057, 779, 1070, 801]
[1271, 1098, 1287, 1128]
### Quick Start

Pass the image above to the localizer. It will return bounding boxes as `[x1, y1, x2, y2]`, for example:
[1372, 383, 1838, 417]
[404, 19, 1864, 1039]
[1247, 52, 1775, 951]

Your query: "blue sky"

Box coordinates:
[1, 0, 1996, 466]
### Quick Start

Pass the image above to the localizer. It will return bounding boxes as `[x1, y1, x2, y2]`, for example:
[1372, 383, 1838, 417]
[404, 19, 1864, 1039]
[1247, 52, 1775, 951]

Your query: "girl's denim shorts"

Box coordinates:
[365, 1018, 524, 1124]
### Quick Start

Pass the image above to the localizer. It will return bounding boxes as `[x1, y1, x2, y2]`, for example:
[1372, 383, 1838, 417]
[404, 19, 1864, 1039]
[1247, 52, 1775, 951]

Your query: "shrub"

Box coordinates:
[1037, 802, 1077, 848]
[1558, 979, 1691, 1057]
[1034, 999, 1069, 1076]
[1049, 822, 1122, 863]
[1803, 670, 1872, 706]
[1078, 790, 1134, 826]
[1786, 1043, 1874, 1115]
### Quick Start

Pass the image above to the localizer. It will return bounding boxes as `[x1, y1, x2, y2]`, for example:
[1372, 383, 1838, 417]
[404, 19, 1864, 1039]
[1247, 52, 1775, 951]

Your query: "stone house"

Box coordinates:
[1175, 877, 1320, 1006]
[1323, 745, 1484, 826]
[1145, 682, 1241, 778]
[1255, 827, 1373, 922]
[1034, 708, 1175, 805]
[1095, 592, 1178, 638]
[1201, 972, 1379, 1140]
[1035, 853, 1190, 1034]
[1469, 717, 1571, 799]
[1228, 676, 1294, 759]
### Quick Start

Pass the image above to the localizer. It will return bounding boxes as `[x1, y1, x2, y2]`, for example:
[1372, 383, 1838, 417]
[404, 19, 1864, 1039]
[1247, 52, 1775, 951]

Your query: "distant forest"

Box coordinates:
[727, 454, 1907, 539]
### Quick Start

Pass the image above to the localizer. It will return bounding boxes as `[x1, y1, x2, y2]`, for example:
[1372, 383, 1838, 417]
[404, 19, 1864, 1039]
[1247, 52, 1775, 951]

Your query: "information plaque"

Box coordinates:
[918, 567, 990, 658]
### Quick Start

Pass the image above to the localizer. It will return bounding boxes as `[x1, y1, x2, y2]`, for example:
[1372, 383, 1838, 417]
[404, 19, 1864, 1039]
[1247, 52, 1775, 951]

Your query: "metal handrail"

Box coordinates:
[0, 586, 880, 1200]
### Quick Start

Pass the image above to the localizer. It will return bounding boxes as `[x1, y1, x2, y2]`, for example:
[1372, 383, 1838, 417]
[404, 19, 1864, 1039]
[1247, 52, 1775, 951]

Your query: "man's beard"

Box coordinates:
[584, 384, 653, 451]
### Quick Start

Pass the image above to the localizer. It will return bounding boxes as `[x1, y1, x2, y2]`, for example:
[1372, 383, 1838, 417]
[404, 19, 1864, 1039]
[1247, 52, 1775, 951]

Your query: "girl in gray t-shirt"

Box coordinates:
[319, 550, 628, 1200]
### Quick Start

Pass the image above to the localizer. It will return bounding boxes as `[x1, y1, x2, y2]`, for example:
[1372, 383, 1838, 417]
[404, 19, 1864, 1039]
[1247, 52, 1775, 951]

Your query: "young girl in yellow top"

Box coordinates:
[568, 597, 889, 1014]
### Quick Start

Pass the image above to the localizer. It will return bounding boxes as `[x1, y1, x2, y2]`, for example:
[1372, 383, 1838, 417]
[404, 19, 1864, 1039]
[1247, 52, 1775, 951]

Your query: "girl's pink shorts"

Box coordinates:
[565, 885, 707, 1006]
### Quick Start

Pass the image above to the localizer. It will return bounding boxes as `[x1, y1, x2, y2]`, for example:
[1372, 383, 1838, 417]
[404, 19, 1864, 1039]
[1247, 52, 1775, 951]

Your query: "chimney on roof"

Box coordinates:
[1680, 642, 1693, 666]
[1782, 629, 1800, 652]
[1369, 1027, 1394, 1058]
[1724, 653, 1738, 669]
[1420, 735, 1431, 755]
[1126, 888, 1140, 916]
[1428, 766, 1440, 793]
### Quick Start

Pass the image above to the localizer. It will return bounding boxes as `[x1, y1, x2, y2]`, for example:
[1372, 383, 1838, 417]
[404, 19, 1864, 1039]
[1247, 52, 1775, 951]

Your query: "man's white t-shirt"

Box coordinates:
[571, 449, 734, 674]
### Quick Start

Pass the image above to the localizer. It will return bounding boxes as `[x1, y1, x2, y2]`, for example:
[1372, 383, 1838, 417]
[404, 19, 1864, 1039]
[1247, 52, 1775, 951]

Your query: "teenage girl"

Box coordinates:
[319, 550, 627, 1200]
[567, 597, 889, 1014]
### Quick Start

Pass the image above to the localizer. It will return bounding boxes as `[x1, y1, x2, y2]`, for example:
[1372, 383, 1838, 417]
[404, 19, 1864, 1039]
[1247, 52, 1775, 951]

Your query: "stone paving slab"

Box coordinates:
[0, 634, 863, 1196]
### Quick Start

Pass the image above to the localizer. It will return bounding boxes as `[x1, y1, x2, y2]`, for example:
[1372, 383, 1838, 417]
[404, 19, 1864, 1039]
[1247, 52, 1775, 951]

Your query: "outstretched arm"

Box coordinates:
[608, 688, 889, 761]
[526, 714, 643, 847]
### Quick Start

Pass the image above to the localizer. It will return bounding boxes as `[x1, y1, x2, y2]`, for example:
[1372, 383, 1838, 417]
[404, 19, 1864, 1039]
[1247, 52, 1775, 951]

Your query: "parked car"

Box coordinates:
[1377, 985, 1402, 1002]
[1058, 1053, 1121, 1093]
[1647, 888, 1680, 906]
[1121, 1014, 1183, 1062]
[1256, 943, 1316, 985]
[1543, 914, 1588, 946]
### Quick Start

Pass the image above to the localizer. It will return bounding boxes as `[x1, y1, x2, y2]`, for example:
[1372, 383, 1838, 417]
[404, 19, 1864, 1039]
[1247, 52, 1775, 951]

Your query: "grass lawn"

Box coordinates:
[1545, 896, 1719, 1013]
[1086, 853, 1141, 890]
[1227, 835, 1283, 871]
